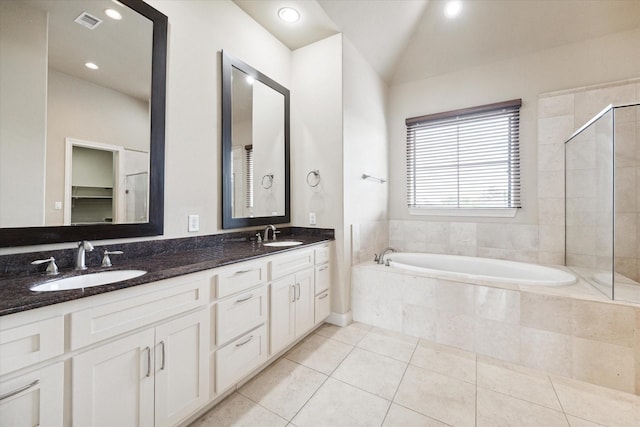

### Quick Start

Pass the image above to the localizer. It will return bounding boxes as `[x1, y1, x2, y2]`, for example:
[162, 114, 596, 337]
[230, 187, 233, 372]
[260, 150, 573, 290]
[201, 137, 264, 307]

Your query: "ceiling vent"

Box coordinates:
[74, 12, 103, 30]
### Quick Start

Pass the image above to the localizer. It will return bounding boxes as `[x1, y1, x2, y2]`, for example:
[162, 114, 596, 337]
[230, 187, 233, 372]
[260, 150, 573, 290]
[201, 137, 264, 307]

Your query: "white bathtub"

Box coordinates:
[384, 252, 576, 287]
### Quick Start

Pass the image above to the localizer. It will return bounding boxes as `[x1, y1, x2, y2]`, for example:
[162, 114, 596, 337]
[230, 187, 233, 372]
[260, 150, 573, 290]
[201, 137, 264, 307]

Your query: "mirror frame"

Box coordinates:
[1, 0, 167, 247]
[221, 51, 290, 229]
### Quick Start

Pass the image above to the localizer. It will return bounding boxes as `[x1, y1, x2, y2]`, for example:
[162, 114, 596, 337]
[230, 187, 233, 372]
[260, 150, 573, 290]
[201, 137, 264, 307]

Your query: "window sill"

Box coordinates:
[408, 207, 518, 218]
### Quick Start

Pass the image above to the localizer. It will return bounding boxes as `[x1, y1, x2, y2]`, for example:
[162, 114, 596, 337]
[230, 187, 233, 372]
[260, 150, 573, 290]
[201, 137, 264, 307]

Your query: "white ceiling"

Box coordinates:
[232, 0, 640, 84]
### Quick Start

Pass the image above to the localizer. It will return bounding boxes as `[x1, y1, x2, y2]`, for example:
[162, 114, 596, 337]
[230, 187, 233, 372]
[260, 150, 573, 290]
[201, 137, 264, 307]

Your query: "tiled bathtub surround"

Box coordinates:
[352, 262, 640, 396]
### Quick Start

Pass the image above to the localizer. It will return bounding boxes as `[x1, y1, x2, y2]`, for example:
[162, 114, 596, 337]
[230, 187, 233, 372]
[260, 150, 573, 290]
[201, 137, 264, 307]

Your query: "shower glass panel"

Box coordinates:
[565, 103, 640, 304]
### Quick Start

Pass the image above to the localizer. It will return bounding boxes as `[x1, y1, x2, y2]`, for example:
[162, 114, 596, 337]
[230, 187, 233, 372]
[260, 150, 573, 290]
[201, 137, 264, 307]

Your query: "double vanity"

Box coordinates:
[0, 228, 333, 426]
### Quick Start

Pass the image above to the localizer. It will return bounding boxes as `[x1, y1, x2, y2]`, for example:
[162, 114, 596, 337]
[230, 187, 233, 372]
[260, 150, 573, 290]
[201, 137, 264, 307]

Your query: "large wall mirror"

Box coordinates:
[0, 0, 167, 246]
[221, 51, 290, 229]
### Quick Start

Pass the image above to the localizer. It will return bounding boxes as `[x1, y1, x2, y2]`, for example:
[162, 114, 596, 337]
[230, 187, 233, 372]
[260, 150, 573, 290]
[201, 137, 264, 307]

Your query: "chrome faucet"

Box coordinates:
[76, 240, 94, 270]
[375, 247, 396, 265]
[263, 224, 277, 241]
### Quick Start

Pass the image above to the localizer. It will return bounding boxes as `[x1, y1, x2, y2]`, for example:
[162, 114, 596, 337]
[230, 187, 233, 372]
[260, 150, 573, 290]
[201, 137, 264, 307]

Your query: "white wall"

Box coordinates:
[0, 1, 47, 228]
[148, 0, 291, 238]
[387, 27, 640, 261]
[291, 34, 345, 312]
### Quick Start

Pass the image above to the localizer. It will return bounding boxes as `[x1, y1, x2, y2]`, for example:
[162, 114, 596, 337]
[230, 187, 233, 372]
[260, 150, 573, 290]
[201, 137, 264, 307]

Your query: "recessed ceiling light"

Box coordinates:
[278, 7, 300, 23]
[105, 8, 122, 20]
[85, 62, 99, 70]
[444, 1, 462, 18]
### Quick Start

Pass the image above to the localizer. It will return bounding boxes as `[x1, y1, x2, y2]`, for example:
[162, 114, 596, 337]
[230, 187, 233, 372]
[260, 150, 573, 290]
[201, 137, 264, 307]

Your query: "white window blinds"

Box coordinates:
[406, 99, 522, 210]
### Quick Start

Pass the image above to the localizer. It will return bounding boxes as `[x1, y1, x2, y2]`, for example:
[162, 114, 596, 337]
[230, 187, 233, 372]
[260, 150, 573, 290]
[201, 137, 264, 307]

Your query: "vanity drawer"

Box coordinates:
[0, 316, 64, 376]
[216, 285, 267, 346]
[315, 263, 330, 295]
[315, 291, 331, 324]
[216, 261, 268, 299]
[270, 249, 314, 280]
[70, 276, 208, 350]
[315, 245, 330, 265]
[215, 325, 267, 393]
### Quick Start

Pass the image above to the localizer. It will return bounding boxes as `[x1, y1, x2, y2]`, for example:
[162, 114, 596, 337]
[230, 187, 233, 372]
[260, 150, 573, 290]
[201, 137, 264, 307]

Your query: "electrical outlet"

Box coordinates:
[188, 214, 199, 232]
[309, 212, 317, 225]
[54, 201, 62, 210]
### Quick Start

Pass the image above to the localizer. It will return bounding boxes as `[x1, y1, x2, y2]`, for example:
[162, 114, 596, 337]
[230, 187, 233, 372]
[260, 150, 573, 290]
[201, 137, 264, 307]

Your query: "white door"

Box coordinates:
[154, 309, 209, 427]
[294, 269, 315, 336]
[72, 329, 155, 427]
[0, 362, 64, 427]
[270, 276, 295, 355]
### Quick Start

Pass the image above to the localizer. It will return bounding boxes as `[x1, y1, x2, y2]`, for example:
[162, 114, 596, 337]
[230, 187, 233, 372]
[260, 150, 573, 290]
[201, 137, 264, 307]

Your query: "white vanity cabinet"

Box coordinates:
[0, 362, 64, 427]
[73, 308, 209, 427]
[0, 315, 65, 426]
[269, 246, 330, 356]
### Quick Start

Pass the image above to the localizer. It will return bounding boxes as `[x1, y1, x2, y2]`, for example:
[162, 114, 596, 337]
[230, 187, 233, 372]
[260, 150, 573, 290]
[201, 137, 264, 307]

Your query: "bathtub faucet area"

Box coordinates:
[375, 247, 396, 265]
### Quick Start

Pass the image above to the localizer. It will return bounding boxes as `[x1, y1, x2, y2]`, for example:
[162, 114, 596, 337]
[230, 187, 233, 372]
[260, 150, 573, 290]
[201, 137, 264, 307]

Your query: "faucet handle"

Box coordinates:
[273, 230, 280, 240]
[31, 257, 59, 275]
[255, 233, 262, 243]
[102, 250, 123, 267]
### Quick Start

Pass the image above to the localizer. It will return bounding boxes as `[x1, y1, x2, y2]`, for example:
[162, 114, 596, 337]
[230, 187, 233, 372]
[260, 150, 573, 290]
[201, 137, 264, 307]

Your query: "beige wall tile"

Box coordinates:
[572, 337, 635, 393]
[539, 94, 574, 119]
[520, 293, 573, 335]
[574, 84, 637, 127]
[636, 309, 640, 395]
[476, 223, 508, 249]
[538, 225, 564, 252]
[538, 142, 565, 172]
[436, 280, 476, 315]
[538, 171, 565, 198]
[476, 287, 520, 324]
[538, 251, 565, 265]
[538, 115, 575, 144]
[519, 327, 571, 377]
[572, 300, 636, 347]
[538, 199, 565, 226]
[436, 311, 476, 352]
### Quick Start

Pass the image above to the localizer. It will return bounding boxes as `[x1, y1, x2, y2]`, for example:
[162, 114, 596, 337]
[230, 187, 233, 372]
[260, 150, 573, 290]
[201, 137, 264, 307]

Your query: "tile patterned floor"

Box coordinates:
[191, 322, 640, 427]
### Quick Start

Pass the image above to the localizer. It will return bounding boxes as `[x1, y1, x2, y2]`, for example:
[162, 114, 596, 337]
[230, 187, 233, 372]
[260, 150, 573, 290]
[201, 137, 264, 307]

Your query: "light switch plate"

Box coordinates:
[309, 212, 317, 225]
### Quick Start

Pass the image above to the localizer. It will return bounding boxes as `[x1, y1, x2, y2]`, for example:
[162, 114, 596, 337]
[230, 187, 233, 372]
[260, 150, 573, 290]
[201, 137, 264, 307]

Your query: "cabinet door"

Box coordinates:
[155, 309, 209, 427]
[73, 329, 155, 427]
[0, 362, 64, 427]
[294, 269, 315, 336]
[270, 276, 295, 355]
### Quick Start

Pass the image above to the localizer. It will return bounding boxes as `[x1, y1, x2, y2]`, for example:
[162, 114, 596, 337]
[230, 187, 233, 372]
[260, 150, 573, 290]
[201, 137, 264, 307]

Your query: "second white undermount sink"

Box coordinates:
[263, 240, 303, 247]
[30, 270, 147, 292]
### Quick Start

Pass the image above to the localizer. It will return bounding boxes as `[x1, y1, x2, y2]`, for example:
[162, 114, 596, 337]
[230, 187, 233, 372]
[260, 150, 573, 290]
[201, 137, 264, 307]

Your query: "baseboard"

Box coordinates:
[325, 310, 352, 327]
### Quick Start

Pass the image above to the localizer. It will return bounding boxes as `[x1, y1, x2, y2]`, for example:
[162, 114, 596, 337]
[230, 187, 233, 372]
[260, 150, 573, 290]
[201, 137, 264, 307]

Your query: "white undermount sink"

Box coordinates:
[30, 270, 147, 292]
[263, 240, 303, 247]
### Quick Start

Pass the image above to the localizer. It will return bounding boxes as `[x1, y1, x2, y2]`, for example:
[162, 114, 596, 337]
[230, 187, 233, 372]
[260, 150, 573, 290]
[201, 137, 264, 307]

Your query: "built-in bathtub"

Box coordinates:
[385, 252, 576, 287]
[351, 253, 640, 396]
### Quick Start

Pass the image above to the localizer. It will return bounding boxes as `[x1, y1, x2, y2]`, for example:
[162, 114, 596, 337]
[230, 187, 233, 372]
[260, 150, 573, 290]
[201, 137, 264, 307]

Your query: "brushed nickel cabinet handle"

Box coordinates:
[290, 285, 296, 303]
[160, 341, 166, 370]
[145, 346, 151, 377]
[235, 335, 254, 347]
[319, 293, 329, 300]
[235, 293, 254, 303]
[318, 265, 328, 272]
[0, 380, 40, 401]
[296, 283, 301, 300]
[234, 268, 255, 275]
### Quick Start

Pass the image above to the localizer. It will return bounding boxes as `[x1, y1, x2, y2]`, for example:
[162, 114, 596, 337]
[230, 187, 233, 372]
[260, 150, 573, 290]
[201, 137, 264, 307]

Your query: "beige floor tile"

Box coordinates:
[394, 364, 475, 427]
[382, 403, 450, 427]
[314, 322, 371, 345]
[411, 339, 476, 383]
[238, 358, 327, 420]
[332, 347, 407, 400]
[477, 356, 562, 411]
[190, 393, 287, 427]
[357, 326, 418, 362]
[551, 375, 640, 427]
[285, 333, 353, 375]
[566, 415, 606, 427]
[291, 378, 390, 427]
[477, 387, 569, 427]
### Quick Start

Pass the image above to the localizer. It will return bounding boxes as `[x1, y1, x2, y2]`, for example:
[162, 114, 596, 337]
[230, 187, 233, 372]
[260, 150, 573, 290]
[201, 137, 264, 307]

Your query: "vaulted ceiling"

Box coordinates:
[233, 0, 640, 84]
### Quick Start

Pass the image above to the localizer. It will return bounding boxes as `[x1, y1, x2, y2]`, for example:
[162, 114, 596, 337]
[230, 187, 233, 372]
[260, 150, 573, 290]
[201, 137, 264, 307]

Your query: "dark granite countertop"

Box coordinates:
[0, 227, 334, 316]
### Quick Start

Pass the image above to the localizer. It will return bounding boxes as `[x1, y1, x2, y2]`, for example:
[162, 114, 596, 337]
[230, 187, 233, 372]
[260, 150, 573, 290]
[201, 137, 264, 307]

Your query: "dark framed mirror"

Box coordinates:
[221, 51, 290, 229]
[0, 0, 167, 247]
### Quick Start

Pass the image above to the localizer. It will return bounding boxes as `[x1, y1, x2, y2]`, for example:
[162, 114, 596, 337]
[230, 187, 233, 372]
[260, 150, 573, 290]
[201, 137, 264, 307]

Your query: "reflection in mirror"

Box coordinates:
[0, 0, 166, 246]
[221, 51, 290, 229]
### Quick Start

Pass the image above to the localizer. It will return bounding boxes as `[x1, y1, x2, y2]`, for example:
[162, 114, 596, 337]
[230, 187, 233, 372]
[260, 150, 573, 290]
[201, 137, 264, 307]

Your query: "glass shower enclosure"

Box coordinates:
[564, 103, 640, 304]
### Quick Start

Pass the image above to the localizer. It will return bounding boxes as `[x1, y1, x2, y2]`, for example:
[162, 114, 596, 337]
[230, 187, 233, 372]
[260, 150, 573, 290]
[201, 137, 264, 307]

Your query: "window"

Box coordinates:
[406, 99, 522, 214]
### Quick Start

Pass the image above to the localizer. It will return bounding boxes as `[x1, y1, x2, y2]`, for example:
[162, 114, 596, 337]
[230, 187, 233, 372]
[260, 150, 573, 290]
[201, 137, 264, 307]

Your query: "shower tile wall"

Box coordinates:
[538, 79, 640, 275]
